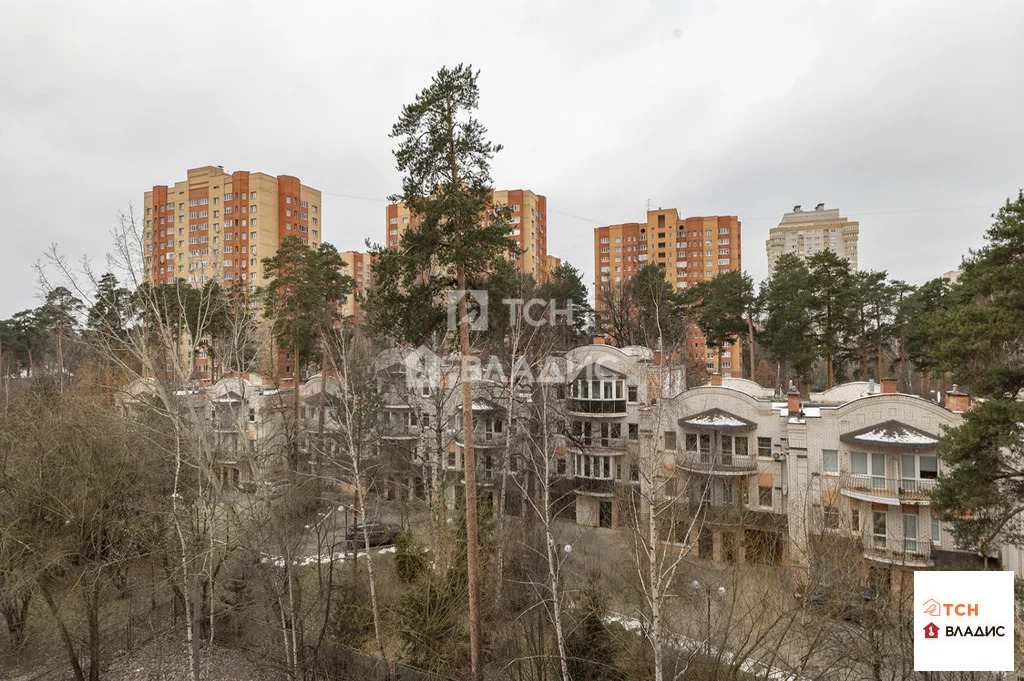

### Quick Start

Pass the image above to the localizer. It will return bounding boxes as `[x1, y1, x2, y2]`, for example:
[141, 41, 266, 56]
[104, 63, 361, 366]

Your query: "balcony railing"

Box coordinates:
[862, 539, 932, 566]
[574, 436, 629, 451]
[838, 474, 937, 502]
[567, 398, 627, 415]
[380, 423, 421, 439]
[675, 450, 757, 475]
[456, 429, 504, 447]
[575, 477, 616, 495]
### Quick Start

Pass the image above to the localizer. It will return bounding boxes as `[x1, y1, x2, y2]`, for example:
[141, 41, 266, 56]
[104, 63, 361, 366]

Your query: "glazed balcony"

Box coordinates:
[567, 398, 627, 417]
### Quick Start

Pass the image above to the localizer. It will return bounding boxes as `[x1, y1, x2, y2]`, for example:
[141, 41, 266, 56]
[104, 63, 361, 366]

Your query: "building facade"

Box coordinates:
[338, 251, 374, 324]
[651, 374, 985, 592]
[385, 189, 559, 282]
[143, 165, 323, 289]
[593, 209, 742, 375]
[766, 203, 859, 274]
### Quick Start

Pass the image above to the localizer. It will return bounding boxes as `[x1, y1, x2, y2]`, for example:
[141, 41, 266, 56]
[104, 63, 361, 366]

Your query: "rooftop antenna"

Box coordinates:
[646, 199, 651, 212]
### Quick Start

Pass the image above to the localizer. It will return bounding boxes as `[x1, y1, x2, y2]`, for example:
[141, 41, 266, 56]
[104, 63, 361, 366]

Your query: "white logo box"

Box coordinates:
[914, 570, 1014, 672]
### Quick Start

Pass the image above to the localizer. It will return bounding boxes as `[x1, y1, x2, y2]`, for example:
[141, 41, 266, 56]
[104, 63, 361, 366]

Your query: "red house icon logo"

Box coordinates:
[923, 622, 939, 639]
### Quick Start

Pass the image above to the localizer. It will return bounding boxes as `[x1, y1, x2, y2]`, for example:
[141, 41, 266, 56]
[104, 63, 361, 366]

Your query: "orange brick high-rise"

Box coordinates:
[386, 189, 559, 282]
[144, 165, 323, 289]
[594, 209, 742, 376]
[143, 165, 324, 384]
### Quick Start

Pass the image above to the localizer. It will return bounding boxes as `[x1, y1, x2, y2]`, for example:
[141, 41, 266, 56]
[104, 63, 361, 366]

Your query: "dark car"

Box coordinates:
[346, 523, 401, 549]
[806, 585, 883, 625]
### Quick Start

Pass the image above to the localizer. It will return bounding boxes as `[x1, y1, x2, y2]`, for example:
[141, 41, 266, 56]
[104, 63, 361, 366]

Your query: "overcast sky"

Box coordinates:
[1, 0, 1022, 318]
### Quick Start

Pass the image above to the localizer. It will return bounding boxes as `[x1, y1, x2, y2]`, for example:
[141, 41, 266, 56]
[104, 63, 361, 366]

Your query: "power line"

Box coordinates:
[317, 187, 992, 226]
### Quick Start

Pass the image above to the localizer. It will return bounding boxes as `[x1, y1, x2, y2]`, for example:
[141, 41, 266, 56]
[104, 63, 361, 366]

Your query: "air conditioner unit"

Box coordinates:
[772, 451, 784, 461]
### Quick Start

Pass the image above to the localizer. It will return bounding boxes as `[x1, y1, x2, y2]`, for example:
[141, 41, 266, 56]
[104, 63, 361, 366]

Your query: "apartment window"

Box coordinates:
[851, 451, 885, 487]
[758, 485, 773, 508]
[664, 431, 676, 450]
[823, 505, 840, 530]
[628, 423, 638, 440]
[627, 386, 638, 402]
[851, 508, 861, 533]
[931, 517, 941, 546]
[903, 514, 918, 553]
[872, 511, 887, 550]
[213, 197, 219, 205]
[822, 449, 839, 474]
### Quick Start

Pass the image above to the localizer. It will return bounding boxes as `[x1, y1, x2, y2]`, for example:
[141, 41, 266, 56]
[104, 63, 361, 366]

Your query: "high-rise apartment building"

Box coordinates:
[338, 251, 374, 324]
[143, 166, 323, 289]
[594, 209, 742, 375]
[385, 189, 558, 281]
[766, 203, 859, 274]
[143, 166, 324, 385]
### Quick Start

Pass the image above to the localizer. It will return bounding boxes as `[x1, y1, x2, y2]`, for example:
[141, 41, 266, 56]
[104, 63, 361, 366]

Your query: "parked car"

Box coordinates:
[806, 585, 883, 625]
[346, 523, 401, 548]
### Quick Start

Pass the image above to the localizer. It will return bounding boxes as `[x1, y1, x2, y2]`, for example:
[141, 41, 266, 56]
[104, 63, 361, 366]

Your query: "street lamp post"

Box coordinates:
[691, 580, 725, 656]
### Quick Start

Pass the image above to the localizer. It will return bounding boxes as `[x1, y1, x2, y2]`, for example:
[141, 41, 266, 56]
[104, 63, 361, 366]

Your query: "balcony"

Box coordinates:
[862, 538, 933, 567]
[575, 477, 616, 496]
[380, 423, 421, 440]
[455, 428, 504, 448]
[838, 474, 937, 504]
[567, 398, 627, 416]
[675, 450, 757, 476]
[574, 436, 630, 453]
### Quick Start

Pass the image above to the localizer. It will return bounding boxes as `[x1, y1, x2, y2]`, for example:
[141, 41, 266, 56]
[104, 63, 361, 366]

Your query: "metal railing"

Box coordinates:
[675, 450, 757, 474]
[839, 473, 937, 501]
[455, 428, 503, 446]
[862, 539, 933, 565]
[381, 423, 421, 438]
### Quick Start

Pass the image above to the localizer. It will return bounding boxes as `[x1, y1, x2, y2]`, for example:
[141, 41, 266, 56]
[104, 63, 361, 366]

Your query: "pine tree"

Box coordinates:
[806, 250, 858, 388]
[758, 254, 817, 390]
[927, 191, 1024, 561]
[262, 236, 353, 470]
[684, 269, 758, 378]
[564, 576, 624, 681]
[372, 64, 517, 679]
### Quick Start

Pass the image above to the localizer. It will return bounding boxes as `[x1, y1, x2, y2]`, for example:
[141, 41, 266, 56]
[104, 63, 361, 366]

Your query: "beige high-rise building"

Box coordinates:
[385, 188, 559, 282]
[593, 209, 742, 376]
[143, 165, 323, 290]
[766, 203, 859, 273]
[143, 166, 323, 384]
[338, 251, 374, 324]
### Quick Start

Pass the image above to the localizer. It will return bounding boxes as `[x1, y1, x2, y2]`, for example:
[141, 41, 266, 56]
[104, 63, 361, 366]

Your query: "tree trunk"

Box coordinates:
[899, 324, 908, 391]
[747, 313, 756, 380]
[87, 579, 101, 681]
[39, 581, 85, 681]
[457, 266, 482, 680]
[826, 354, 834, 389]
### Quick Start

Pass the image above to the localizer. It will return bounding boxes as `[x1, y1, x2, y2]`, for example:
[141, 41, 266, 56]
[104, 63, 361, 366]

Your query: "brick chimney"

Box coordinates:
[592, 335, 605, 346]
[710, 372, 722, 387]
[881, 377, 897, 394]
[787, 387, 801, 417]
[946, 385, 970, 413]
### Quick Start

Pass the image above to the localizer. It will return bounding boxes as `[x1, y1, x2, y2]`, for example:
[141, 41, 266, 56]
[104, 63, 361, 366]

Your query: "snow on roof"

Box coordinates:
[686, 414, 748, 428]
[840, 420, 940, 449]
[853, 429, 937, 445]
[679, 408, 756, 431]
